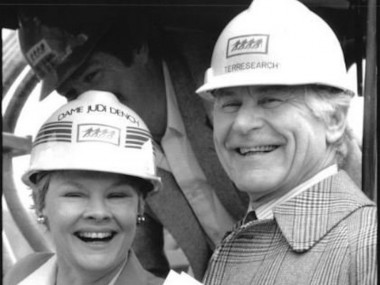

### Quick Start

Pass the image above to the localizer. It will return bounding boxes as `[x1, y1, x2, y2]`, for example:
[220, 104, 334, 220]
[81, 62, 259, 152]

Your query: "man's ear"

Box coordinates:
[133, 44, 149, 65]
[326, 109, 347, 144]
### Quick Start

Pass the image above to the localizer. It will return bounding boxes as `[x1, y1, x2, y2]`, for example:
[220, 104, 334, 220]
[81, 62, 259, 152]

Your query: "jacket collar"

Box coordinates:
[273, 171, 374, 252]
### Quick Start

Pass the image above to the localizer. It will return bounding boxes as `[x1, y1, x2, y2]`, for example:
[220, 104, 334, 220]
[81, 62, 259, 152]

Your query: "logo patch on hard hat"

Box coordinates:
[77, 124, 120, 146]
[26, 39, 53, 67]
[125, 126, 152, 150]
[227, 34, 269, 58]
[22, 19, 88, 79]
[33, 121, 73, 146]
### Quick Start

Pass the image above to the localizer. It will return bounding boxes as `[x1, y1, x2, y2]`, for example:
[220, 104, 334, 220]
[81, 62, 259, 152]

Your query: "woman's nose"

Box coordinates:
[83, 198, 112, 221]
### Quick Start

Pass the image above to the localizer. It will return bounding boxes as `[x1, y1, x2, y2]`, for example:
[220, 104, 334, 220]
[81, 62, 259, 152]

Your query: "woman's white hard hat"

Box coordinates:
[22, 90, 161, 193]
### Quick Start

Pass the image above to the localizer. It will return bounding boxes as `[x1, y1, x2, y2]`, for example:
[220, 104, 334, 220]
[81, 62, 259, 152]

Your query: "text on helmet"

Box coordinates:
[224, 61, 279, 73]
[57, 104, 140, 126]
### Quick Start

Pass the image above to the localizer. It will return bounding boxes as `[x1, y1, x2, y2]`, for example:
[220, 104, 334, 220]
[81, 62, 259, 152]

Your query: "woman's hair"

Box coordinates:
[31, 171, 152, 216]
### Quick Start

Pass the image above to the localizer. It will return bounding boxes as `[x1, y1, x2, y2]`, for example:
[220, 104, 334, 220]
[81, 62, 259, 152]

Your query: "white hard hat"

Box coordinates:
[196, 0, 354, 100]
[22, 90, 161, 193]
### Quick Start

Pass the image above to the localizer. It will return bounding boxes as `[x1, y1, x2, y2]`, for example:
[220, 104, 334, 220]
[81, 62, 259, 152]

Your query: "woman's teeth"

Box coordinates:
[76, 232, 115, 242]
[238, 145, 278, 155]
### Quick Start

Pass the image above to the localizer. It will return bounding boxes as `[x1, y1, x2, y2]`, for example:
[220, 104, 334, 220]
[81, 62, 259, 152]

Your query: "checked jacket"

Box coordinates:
[203, 171, 377, 285]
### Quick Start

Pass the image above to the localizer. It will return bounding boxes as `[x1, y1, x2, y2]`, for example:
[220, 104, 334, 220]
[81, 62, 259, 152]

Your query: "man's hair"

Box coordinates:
[93, 10, 164, 67]
[302, 85, 352, 166]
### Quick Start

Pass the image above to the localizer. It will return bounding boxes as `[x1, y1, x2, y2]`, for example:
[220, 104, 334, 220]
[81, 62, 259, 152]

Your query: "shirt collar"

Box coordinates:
[18, 255, 57, 285]
[251, 165, 338, 220]
[18, 253, 132, 285]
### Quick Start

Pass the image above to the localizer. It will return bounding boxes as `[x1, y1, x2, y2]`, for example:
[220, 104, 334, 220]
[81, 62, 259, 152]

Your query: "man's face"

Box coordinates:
[213, 86, 334, 202]
[57, 52, 167, 141]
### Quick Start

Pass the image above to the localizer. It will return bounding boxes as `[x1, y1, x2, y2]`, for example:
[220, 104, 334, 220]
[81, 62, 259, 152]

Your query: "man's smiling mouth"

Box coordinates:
[237, 145, 279, 155]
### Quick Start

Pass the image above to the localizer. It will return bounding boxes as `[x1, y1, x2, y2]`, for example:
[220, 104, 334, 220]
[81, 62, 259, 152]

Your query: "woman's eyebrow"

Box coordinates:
[214, 89, 237, 98]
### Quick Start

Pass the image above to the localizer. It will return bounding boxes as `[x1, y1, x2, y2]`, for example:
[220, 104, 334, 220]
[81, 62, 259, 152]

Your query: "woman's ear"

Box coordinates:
[326, 109, 347, 144]
[137, 196, 145, 216]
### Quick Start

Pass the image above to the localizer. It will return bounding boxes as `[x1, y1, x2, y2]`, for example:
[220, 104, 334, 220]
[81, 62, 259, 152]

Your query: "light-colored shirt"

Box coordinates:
[248, 164, 338, 220]
[155, 62, 235, 245]
[17, 255, 127, 285]
[18, 255, 57, 285]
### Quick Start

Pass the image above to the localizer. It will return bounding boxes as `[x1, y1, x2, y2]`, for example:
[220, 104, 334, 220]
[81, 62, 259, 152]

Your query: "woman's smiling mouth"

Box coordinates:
[75, 231, 116, 243]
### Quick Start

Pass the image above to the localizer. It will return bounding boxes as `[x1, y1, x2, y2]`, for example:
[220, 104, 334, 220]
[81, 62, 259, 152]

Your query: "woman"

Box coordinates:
[4, 90, 164, 285]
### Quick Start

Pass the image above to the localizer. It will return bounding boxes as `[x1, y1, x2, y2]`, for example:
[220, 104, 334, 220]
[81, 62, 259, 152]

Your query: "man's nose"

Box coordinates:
[232, 104, 264, 134]
[58, 80, 89, 100]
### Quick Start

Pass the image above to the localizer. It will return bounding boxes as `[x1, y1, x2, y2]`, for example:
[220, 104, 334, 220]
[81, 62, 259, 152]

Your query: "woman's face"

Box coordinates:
[43, 170, 141, 276]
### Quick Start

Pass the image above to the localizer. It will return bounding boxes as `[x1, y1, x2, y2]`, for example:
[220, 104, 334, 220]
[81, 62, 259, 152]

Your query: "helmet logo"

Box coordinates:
[77, 124, 120, 146]
[34, 121, 73, 146]
[21, 17, 88, 79]
[125, 126, 152, 150]
[227, 34, 269, 58]
[25, 39, 52, 67]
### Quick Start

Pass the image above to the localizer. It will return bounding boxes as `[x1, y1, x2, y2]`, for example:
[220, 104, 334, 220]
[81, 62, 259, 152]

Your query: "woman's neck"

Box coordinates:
[56, 256, 127, 285]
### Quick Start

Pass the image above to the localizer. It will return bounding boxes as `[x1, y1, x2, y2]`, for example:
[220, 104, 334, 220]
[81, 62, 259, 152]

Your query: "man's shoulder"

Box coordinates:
[3, 252, 54, 285]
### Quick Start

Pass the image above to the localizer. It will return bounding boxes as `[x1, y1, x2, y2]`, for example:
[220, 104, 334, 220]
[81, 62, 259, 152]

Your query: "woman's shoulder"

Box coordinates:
[3, 252, 54, 285]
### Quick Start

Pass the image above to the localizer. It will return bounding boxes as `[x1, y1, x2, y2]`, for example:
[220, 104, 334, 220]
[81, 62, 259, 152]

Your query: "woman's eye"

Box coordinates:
[63, 192, 84, 198]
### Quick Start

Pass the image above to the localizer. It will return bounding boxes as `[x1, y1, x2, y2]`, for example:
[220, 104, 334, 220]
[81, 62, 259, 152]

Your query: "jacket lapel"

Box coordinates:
[274, 171, 375, 252]
[146, 168, 212, 280]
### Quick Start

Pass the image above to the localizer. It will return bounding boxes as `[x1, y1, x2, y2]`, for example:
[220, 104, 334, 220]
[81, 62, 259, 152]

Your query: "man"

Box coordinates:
[16, 6, 248, 280]
[196, 0, 377, 284]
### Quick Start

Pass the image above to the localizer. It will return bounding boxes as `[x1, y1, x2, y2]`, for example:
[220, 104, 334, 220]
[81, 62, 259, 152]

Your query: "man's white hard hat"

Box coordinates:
[197, 0, 354, 100]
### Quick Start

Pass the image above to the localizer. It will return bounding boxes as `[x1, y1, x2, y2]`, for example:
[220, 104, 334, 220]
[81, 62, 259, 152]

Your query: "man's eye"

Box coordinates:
[108, 192, 129, 199]
[225, 101, 240, 107]
[215, 98, 241, 112]
[259, 97, 284, 108]
[83, 70, 100, 83]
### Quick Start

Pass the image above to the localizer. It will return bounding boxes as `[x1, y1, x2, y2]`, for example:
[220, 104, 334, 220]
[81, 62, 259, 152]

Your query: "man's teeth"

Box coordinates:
[239, 145, 277, 154]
